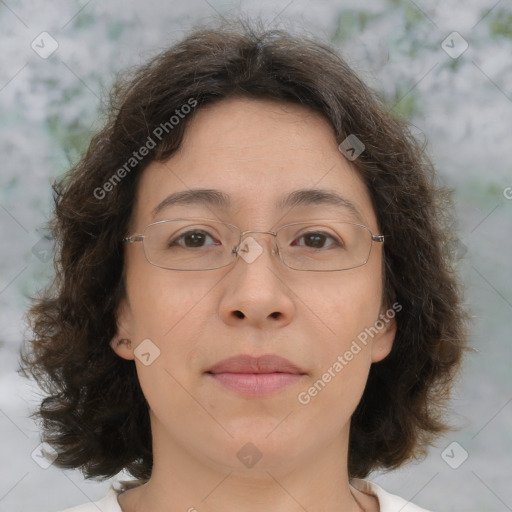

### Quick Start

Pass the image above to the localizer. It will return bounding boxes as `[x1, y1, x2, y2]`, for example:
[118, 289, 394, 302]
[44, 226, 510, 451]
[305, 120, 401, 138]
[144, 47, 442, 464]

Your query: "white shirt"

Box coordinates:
[58, 478, 432, 512]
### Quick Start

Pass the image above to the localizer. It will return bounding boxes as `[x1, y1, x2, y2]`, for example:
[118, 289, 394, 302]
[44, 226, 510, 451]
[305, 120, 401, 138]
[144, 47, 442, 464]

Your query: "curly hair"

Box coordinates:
[18, 17, 470, 487]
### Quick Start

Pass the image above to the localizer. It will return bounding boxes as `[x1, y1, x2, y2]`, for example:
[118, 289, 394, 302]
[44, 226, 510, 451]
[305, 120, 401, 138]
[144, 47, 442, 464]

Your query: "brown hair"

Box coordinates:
[18, 17, 470, 486]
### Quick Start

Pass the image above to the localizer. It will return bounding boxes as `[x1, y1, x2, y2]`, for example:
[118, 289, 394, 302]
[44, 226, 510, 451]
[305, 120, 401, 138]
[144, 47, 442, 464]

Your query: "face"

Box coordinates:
[113, 97, 395, 476]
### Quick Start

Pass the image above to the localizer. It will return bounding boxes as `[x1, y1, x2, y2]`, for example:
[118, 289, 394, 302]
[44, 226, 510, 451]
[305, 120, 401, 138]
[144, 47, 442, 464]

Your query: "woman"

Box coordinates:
[20, 18, 469, 512]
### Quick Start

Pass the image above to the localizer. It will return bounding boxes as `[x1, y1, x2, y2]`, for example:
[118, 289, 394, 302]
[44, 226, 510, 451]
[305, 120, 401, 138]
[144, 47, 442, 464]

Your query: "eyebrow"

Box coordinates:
[151, 187, 363, 222]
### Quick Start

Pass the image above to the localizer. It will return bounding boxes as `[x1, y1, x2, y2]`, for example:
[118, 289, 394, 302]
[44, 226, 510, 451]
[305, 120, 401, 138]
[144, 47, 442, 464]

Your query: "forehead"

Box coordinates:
[131, 97, 377, 230]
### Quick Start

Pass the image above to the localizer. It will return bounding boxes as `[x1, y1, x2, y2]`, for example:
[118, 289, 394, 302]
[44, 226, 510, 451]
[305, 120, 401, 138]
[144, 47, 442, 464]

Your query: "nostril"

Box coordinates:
[234, 310, 245, 319]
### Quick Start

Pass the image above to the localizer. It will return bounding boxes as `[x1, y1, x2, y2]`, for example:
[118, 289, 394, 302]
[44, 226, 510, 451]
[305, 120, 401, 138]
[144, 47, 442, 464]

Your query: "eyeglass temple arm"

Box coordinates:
[372, 235, 385, 243]
[123, 235, 144, 243]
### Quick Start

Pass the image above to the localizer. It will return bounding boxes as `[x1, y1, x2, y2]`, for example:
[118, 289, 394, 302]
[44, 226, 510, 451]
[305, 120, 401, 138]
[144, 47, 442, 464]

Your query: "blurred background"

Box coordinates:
[1, 0, 511, 511]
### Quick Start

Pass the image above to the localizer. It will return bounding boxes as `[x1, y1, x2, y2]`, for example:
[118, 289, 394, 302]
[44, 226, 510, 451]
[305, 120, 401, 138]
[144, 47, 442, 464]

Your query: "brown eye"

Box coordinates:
[169, 230, 220, 248]
[292, 231, 342, 250]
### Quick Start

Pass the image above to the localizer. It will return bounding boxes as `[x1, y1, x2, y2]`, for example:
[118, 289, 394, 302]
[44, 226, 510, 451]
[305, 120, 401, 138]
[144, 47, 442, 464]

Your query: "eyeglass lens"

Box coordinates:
[140, 218, 375, 271]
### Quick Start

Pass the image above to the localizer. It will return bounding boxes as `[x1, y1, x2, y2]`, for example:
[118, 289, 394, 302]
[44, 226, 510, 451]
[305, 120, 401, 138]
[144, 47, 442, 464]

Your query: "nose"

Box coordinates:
[218, 231, 295, 328]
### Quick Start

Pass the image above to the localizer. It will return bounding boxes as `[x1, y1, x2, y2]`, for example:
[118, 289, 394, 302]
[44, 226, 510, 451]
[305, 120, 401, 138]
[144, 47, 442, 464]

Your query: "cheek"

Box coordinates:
[306, 264, 383, 349]
[126, 266, 221, 373]
[295, 289, 376, 428]
[294, 268, 382, 408]
[126, 258, 212, 339]
[127, 289, 208, 431]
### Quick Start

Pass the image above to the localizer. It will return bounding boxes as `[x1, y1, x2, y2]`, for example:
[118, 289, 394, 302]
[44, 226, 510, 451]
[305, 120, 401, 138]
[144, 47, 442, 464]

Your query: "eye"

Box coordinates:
[169, 229, 221, 249]
[291, 230, 342, 250]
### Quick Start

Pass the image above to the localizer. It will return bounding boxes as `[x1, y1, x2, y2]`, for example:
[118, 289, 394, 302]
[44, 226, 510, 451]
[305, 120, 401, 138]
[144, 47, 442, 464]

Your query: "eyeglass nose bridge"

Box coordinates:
[234, 228, 280, 258]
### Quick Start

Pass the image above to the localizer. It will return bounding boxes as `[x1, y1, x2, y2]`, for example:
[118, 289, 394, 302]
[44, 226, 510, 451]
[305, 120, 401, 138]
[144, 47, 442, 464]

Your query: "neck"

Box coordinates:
[119, 415, 373, 512]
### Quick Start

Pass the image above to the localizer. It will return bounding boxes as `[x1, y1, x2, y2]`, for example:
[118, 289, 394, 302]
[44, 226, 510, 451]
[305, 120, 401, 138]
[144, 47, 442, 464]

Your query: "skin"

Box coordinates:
[112, 97, 396, 512]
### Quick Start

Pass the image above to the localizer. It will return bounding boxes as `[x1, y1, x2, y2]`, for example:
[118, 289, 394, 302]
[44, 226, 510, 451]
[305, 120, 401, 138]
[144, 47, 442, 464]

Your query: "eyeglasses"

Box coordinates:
[122, 217, 384, 272]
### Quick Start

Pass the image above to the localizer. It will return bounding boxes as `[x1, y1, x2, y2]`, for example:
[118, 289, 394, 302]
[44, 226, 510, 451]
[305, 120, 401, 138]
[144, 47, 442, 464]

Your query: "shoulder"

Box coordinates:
[351, 478, 433, 512]
[56, 486, 122, 512]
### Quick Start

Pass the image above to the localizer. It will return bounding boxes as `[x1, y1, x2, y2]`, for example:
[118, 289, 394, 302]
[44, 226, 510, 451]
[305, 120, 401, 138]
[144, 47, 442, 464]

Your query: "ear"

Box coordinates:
[110, 298, 135, 361]
[370, 304, 397, 363]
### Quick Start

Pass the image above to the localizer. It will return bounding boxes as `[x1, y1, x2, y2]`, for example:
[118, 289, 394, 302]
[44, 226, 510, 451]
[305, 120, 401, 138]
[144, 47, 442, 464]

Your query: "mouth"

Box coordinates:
[205, 353, 307, 396]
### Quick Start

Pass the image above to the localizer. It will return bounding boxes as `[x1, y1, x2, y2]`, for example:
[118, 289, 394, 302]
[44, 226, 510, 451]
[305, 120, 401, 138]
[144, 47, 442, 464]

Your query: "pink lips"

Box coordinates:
[205, 354, 306, 396]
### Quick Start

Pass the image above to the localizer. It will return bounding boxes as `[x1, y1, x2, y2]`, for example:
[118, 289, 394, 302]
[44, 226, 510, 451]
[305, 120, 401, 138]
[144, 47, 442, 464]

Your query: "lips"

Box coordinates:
[206, 354, 305, 375]
[205, 354, 306, 396]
